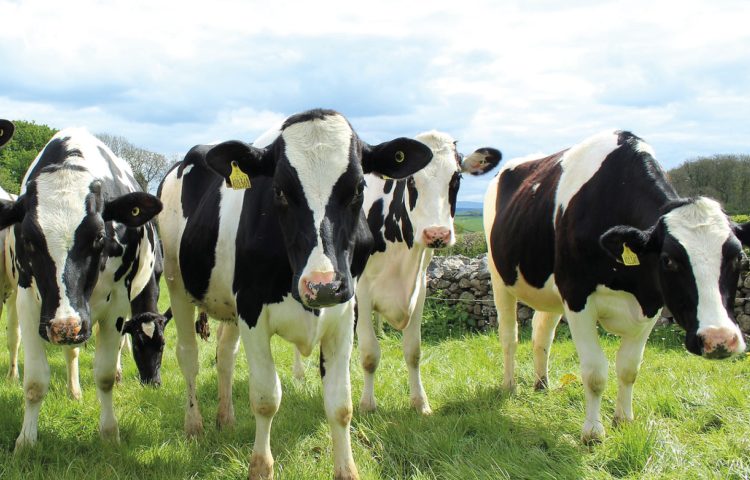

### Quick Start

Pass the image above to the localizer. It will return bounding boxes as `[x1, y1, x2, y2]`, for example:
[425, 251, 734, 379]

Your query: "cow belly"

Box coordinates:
[592, 286, 658, 336]
[506, 268, 564, 314]
[268, 295, 320, 356]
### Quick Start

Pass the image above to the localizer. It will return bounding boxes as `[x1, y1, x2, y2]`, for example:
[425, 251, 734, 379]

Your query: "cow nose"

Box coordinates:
[47, 317, 85, 345]
[700, 326, 745, 359]
[422, 226, 451, 248]
[300, 271, 343, 307]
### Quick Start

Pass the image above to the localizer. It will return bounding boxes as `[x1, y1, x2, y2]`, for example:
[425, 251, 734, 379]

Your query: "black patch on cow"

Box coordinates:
[319, 348, 326, 379]
[282, 109, 341, 130]
[367, 199, 386, 253]
[406, 177, 418, 211]
[448, 172, 461, 217]
[382, 180, 414, 248]
[491, 152, 564, 288]
[383, 179, 394, 194]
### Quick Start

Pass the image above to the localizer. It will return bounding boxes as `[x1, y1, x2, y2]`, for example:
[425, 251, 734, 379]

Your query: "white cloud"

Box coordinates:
[1, 0, 749, 203]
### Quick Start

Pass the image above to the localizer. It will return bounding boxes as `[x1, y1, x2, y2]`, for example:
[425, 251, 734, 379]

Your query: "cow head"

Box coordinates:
[601, 197, 748, 358]
[0, 119, 15, 148]
[408, 131, 501, 248]
[205, 109, 433, 308]
[0, 173, 162, 345]
[117, 311, 170, 386]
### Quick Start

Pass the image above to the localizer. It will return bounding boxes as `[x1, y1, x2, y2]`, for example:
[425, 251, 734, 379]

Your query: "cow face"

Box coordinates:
[117, 312, 170, 386]
[0, 175, 162, 345]
[206, 110, 433, 309]
[0, 119, 15, 148]
[409, 131, 501, 248]
[601, 197, 748, 358]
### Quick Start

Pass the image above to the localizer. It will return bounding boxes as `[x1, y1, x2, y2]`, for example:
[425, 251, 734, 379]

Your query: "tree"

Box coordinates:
[0, 120, 58, 194]
[668, 154, 750, 215]
[95, 133, 174, 193]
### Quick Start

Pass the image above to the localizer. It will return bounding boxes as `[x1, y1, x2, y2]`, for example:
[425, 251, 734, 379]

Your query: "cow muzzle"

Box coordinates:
[46, 317, 88, 345]
[299, 271, 346, 308]
[699, 326, 746, 359]
[422, 226, 452, 249]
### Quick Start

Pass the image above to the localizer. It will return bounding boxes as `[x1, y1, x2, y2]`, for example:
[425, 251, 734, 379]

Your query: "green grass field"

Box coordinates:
[1, 293, 749, 479]
[454, 213, 483, 233]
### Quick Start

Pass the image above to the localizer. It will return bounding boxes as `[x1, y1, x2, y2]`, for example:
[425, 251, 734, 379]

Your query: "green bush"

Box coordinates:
[436, 232, 488, 258]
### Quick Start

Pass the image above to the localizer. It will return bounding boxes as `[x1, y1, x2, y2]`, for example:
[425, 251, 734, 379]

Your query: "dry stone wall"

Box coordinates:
[426, 254, 750, 336]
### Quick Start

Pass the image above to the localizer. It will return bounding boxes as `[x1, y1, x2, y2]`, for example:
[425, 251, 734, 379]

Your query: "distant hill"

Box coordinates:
[456, 201, 483, 213]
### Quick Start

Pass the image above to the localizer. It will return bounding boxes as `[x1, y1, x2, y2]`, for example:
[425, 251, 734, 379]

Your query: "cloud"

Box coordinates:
[1, 0, 749, 204]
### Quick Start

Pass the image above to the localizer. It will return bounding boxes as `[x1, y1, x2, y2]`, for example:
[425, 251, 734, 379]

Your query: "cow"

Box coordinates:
[157, 109, 433, 480]
[307, 130, 500, 414]
[0, 128, 163, 450]
[0, 119, 14, 148]
[483, 130, 749, 444]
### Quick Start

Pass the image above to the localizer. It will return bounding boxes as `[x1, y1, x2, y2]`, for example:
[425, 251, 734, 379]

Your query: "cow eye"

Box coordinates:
[661, 254, 679, 272]
[350, 180, 365, 205]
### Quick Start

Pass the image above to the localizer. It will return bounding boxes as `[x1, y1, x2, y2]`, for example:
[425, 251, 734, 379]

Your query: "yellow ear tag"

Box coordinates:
[229, 161, 251, 190]
[131, 207, 140, 217]
[621, 243, 640, 266]
[395, 150, 405, 163]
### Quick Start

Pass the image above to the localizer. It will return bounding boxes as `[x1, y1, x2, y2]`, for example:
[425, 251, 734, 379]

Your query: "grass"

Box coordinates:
[454, 213, 483, 233]
[1, 293, 750, 479]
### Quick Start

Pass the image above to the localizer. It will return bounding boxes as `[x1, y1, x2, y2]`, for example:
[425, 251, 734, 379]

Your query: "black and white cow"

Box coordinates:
[484, 130, 748, 443]
[0, 119, 18, 380]
[158, 109, 432, 480]
[0, 128, 163, 449]
[0, 119, 14, 148]
[345, 130, 500, 414]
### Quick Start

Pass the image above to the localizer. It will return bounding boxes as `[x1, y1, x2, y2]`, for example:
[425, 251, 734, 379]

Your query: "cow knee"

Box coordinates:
[334, 405, 353, 427]
[361, 353, 379, 374]
[581, 365, 607, 395]
[404, 350, 420, 369]
[252, 401, 279, 418]
[24, 382, 47, 403]
[97, 375, 116, 393]
[617, 366, 639, 385]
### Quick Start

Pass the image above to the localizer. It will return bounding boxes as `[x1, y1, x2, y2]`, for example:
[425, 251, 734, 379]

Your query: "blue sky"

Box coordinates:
[1, 0, 749, 202]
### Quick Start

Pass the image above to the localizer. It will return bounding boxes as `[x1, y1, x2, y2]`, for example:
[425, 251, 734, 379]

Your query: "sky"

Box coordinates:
[1, 0, 749, 202]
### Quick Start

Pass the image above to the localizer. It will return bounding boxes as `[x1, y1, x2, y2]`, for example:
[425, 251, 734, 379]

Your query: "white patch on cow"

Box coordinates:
[252, 121, 284, 149]
[664, 198, 745, 347]
[635, 139, 656, 158]
[129, 226, 156, 299]
[554, 130, 621, 223]
[141, 321, 156, 338]
[181, 164, 193, 176]
[407, 131, 462, 246]
[531, 183, 540, 194]
[34, 167, 94, 320]
[282, 114, 352, 277]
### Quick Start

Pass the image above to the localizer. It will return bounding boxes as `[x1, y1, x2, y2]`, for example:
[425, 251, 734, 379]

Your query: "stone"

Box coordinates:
[737, 314, 750, 333]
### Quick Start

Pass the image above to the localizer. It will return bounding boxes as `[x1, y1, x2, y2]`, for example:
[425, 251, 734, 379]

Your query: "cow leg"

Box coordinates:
[94, 319, 121, 442]
[239, 315, 280, 480]
[493, 282, 518, 393]
[356, 292, 380, 413]
[320, 303, 359, 480]
[403, 281, 431, 415]
[115, 334, 130, 383]
[566, 308, 608, 444]
[64, 347, 82, 400]
[216, 320, 240, 430]
[172, 292, 202, 436]
[531, 311, 562, 390]
[6, 290, 20, 382]
[15, 288, 48, 451]
[292, 347, 306, 382]
[614, 322, 653, 425]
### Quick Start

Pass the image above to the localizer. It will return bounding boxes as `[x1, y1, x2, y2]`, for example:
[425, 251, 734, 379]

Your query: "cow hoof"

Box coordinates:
[248, 452, 274, 480]
[6, 370, 20, 383]
[334, 463, 360, 480]
[612, 413, 634, 427]
[581, 422, 605, 445]
[534, 376, 549, 391]
[185, 418, 204, 437]
[69, 388, 83, 401]
[100, 425, 120, 443]
[358, 397, 377, 413]
[14, 436, 36, 453]
[216, 410, 236, 430]
[411, 397, 433, 416]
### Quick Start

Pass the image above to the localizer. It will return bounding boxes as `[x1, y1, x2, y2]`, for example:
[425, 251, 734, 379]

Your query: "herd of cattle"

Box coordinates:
[0, 110, 746, 479]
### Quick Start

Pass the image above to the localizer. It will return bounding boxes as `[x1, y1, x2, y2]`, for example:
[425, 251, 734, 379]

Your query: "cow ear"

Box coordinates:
[103, 192, 163, 227]
[205, 141, 272, 188]
[362, 137, 433, 179]
[600, 225, 660, 266]
[0, 196, 25, 230]
[0, 119, 15, 148]
[734, 222, 750, 246]
[461, 147, 502, 176]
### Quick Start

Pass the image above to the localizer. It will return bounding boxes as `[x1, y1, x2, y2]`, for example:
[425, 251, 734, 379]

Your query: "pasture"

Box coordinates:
[0, 289, 749, 479]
